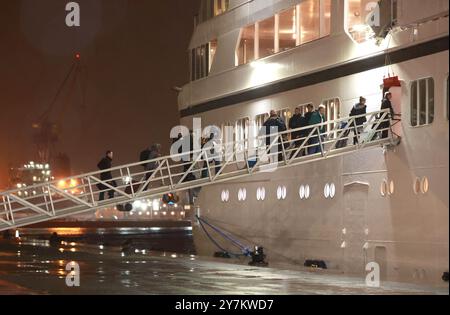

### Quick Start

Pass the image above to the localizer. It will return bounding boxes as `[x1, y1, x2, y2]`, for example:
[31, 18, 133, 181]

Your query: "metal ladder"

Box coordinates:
[0, 110, 395, 232]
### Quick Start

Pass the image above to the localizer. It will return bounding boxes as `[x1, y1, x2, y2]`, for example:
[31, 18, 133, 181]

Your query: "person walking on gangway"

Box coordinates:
[378, 92, 395, 139]
[140, 144, 162, 190]
[96, 150, 117, 201]
[349, 97, 368, 145]
[262, 110, 287, 162]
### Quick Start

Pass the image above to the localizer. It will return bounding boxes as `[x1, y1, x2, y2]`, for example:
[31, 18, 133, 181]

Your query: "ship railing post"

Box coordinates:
[6, 196, 15, 224]
[166, 159, 175, 190]
[280, 133, 288, 165]
[86, 177, 97, 206]
[136, 160, 167, 195]
[249, 132, 280, 174]
[47, 185, 56, 216]
[288, 126, 317, 164]
[177, 150, 204, 186]
[126, 167, 135, 197]
[41, 186, 50, 214]
[324, 117, 355, 158]
[1, 196, 11, 225]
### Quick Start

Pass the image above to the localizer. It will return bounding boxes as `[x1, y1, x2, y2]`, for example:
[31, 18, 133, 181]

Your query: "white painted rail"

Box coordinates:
[0, 110, 396, 231]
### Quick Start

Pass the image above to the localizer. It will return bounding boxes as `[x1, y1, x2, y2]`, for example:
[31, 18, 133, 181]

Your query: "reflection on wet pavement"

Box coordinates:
[0, 234, 448, 295]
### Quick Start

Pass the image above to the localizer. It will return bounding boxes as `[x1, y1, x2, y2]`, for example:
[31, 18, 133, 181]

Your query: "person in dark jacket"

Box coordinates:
[262, 110, 287, 162]
[141, 144, 162, 190]
[378, 92, 395, 139]
[349, 97, 368, 145]
[308, 105, 327, 155]
[303, 104, 315, 143]
[97, 150, 116, 201]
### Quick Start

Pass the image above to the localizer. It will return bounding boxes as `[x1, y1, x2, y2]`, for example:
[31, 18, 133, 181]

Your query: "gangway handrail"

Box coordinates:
[0, 109, 396, 231]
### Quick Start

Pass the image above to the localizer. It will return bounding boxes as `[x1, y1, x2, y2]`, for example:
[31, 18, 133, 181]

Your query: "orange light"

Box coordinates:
[58, 180, 66, 189]
[70, 179, 78, 188]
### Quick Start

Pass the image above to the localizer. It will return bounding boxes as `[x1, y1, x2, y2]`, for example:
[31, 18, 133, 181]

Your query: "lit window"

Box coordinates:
[237, 25, 256, 65]
[235, 118, 250, 153]
[214, 0, 229, 16]
[380, 180, 388, 197]
[324, 184, 330, 199]
[346, 0, 377, 43]
[388, 180, 395, 196]
[221, 189, 230, 202]
[277, 186, 286, 200]
[421, 177, 429, 194]
[257, 187, 266, 201]
[191, 40, 218, 81]
[299, 185, 306, 200]
[258, 16, 276, 59]
[305, 185, 311, 200]
[278, 7, 297, 52]
[322, 98, 341, 138]
[236, 1, 332, 66]
[330, 183, 336, 199]
[413, 178, 421, 195]
[299, 0, 320, 44]
[276, 108, 292, 126]
[238, 188, 247, 202]
[411, 78, 435, 127]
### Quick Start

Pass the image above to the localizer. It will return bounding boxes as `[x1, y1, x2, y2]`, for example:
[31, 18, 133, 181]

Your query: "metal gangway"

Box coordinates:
[0, 110, 397, 232]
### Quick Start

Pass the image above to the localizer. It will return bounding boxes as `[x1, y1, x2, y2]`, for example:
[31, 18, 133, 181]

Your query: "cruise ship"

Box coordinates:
[177, 0, 449, 286]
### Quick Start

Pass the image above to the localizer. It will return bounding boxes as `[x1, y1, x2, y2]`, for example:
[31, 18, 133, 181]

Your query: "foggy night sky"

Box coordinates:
[0, 0, 200, 188]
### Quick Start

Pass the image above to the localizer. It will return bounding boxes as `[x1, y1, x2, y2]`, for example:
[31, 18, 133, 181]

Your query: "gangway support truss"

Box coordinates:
[0, 110, 397, 231]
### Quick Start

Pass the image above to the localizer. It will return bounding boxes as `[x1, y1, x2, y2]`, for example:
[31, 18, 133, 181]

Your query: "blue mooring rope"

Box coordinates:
[195, 215, 252, 257]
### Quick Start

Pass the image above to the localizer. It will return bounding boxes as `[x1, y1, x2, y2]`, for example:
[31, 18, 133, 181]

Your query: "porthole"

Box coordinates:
[388, 180, 395, 196]
[277, 186, 283, 200]
[324, 184, 330, 199]
[413, 178, 421, 195]
[380, 180, 388, 197]
[238, 188, 247, 202]
[305, 185, 311, 200]
[256, 187, 266, 201]
[329, 183, 336, 199]
[299, 185, 305, 200]
[260, 187, 266, 201]
[221, 190, 230, 203]
[421, 177, 429, 194]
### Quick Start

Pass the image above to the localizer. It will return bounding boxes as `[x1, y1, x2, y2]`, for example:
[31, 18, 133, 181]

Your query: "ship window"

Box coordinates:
[296, 103, 315, 116]
[214, 0, 229, 16]
[237, 25, 256, 65]
[322, 98, 341, 138]
[278, 7, 297, 52]
[235, 118, 250, 155]
[276, 108, 292, 126]
[380, 180, 388, 197]
[410, 78, 435, 127]
[322, 0, 332, 37]
[209, 39, 217, 72]
[346, 0, 377, 43]
[258, 16, 276, 59]
[191, 40, 217, 81]
[300, 0, 321, 44]
[413, 178, 421, 195]
[421, 177, 429, 194]
[236, 1, 332, 66]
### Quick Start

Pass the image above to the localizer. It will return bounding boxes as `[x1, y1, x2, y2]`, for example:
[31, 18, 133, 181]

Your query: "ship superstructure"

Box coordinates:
[178, 0, 449, 286]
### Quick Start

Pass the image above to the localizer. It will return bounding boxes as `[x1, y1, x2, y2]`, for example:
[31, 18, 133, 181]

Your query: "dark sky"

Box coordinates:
[0, 0, 200, 188]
